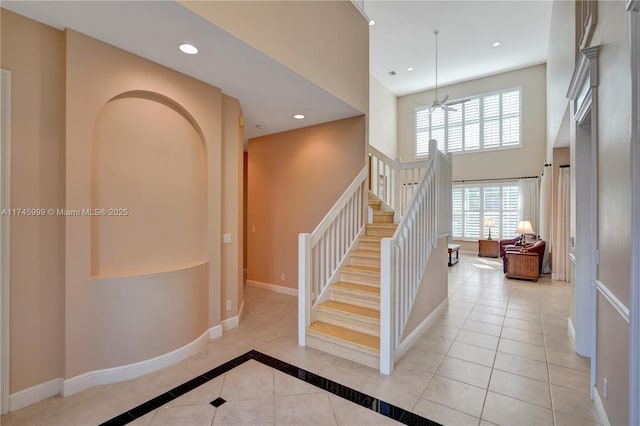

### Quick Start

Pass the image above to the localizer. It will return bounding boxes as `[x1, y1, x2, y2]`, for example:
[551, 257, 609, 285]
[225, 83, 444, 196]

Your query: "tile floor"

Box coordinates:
[1, 252, 599, 426]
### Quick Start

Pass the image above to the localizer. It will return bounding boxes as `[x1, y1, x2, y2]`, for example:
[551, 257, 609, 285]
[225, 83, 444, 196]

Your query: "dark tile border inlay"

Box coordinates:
[99, 350, 441, 426]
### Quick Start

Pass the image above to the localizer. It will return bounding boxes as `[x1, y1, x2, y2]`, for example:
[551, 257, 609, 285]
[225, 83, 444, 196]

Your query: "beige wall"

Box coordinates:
[369, 75, 397, 159]
[221, 95, 244, 320]
[401, 237, 448, 339]
[178, 0, 369, 114]
[247, 117, 366, 290]
[590, 2, 632, 423]
[546, 0, 575, 152]
[398, 65, 547, 181]
[0, 9, 66, 394]
[551, 147, 569, 266]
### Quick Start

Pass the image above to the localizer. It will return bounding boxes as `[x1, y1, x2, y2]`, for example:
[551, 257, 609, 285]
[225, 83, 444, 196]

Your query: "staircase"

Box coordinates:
[305, 194, 396, 368]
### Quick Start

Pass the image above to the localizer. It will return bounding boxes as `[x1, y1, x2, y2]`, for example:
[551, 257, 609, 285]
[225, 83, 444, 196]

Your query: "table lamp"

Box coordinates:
[484, 218, 495, 240]
[516, 220, 535, 252]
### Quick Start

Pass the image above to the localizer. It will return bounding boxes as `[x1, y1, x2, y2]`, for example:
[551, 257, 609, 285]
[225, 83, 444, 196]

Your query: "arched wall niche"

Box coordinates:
[91, 90, 207, 277]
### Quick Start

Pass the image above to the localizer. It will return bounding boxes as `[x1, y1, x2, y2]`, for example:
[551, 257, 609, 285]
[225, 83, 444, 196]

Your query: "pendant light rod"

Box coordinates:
[434, 30, 439, 101]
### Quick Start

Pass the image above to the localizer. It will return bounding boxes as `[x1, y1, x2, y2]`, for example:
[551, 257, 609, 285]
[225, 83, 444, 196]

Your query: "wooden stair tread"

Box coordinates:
[366, 223, 397, 229]
[359, 236, 385, 242]
[351, 250, 381, 258]
[307, 322, 379, 351]
[333, 281, 380, 294]
[319, 300, 379, 319]
[341, 265, 380, 275]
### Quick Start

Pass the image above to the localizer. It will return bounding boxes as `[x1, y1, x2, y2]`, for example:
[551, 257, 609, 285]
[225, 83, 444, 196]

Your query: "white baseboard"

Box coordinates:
[247, 279, 297, 297]
[593, 386, 611, 426]
[63, 326, 218, 397]
[568, 317, 576, 347]
[222, 315, 239, 331]
[395, 297, 449, 360]
[9, 378, 62, 412]
[238, 300, 245, 320]
[9, 325, 225, 412]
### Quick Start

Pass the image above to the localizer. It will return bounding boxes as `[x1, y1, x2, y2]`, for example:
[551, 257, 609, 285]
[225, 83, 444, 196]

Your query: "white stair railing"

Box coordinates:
[369, 146, 429, 218]
[380, 140, 452, 374]
[298, 166, 368, 346]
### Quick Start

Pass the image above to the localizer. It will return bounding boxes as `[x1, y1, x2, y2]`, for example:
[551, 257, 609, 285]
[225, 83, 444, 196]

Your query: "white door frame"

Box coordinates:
[566, 47, 598, 394]
[0, 69, 11, 415]
[627, 2, 640, 425]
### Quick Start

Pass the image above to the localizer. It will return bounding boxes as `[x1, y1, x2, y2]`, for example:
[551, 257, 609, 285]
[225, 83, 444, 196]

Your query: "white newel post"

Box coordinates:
[393, 159, 402, 221]
[298, 233, 311, 346]
[380, 237, 394, 375]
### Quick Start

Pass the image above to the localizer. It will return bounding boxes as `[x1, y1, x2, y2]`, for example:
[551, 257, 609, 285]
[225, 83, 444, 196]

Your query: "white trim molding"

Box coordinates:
[221, 315, 239, 331]
[395, 297, 448, 361]
[629, 7, 640, 426]
[9, 379, 61, 413]
[247, 279, 298, 297]
[595, 280, 630, 323]
[0, 69, 11, 416]
[568, 317, 576, 346]
[593, 386, 611, 426]
[62, 326, 219, 397]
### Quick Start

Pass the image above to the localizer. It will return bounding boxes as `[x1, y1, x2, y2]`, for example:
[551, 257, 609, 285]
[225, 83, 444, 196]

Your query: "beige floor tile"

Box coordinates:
[449, 300, 477, 311]
[500, 327, 545, 346]
[396, 348, 444, 374]
[553, 410, 600, 426]
[544, 333, 576, 353]
[274, 370, 324, 396]
[503, 317, 543, 332]
[494, 352, 549, 382]
[448, 341, 497, 367]
[212, 397, 274, 425]
[543, 323, 570, 337]
[275, 393, 337, 426]
[421, 375, 487, 418]
[507, 302, 540, 314]
[370, 366, 433, 397]
[548, 365, 591, 392]
[497, 338, 547, 362]
[443, 306, 473, 319]
[467, 311, 505, 326]
[481, 391, 553, 426]
[413, 334, 455, 355]
[169, 376, 224, 406]
[361, 380, 420, 411]
[434, 315, 468, 328]
[150, 404, 216, 426]
[488, 369, 551, 408]
[463, 319, 503, 337]
[473, 304, 507, 316]
[219, 362, 274, 401]
[505, 309, 541, 322]
[550, 384, 599, 423]
[413, 398, 480, 426]
[436, 356, 492, 388]
[130, 409, 157, 425]
[546, 348, 590, 372]
[477, 298, 509, 309]
[328, 395, 401, 426]
[424, 322, 461, 340]
[456, 329, 500, 350]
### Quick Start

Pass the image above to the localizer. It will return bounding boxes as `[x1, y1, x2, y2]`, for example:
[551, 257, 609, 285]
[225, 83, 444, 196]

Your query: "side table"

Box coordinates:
[478, 239, 499, 258]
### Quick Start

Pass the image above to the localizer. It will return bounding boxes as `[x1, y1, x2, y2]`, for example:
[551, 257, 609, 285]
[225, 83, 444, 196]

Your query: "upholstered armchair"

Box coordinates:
[499, 234, 537, 258]
[502, 239, 546, 274]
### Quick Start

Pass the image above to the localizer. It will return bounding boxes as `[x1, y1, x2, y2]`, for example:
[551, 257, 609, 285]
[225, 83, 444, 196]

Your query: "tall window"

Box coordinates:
[452, 183, 519, 240]
[416, 88, 521, 156]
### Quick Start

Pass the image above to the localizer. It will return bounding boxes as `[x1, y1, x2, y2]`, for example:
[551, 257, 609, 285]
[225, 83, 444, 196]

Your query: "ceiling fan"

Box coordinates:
[431, 30, 467, 112]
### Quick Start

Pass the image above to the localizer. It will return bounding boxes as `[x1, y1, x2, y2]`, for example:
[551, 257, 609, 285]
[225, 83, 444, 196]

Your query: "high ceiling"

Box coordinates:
[3, 1, 553, 139]
[365, 0, 553, 96]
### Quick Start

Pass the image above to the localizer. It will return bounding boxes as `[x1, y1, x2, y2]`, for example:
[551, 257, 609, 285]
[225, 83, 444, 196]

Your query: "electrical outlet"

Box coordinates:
[223, 233, 232, 244]
[226, 300, 232, 311]
[604, 377, 608, 400]
[251, 225, 256, 233]
[281, 273, 285, 282]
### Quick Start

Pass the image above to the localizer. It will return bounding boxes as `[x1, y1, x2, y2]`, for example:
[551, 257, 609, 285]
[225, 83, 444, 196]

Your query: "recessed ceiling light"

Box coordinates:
[407, 67, 414, 72]
[492, 42, 501, 47]
[294, 114, 305, 120]
[369, 20, 375, 26]
[179, 43, 198, 55]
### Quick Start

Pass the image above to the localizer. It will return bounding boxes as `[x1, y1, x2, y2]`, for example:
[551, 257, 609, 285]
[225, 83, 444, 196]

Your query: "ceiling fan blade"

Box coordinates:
[447, 97, 471, 106]
[442, 105, 457, 112]
[441, 94, 449, 104]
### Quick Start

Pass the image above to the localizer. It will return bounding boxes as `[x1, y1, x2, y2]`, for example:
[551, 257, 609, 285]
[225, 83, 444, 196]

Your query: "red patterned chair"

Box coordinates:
[501, 238, 546, 274]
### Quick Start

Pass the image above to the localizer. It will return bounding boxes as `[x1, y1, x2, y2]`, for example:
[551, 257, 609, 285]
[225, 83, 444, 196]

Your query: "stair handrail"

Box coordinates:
[380, 139, 452, 374]
[298, 166, 368, 347]
[368, 146, 429, 219]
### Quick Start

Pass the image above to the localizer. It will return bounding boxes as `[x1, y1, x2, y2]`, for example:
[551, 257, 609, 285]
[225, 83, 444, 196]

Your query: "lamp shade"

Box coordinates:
[516, 220, 535, 235]
[484, 218, 495, 228]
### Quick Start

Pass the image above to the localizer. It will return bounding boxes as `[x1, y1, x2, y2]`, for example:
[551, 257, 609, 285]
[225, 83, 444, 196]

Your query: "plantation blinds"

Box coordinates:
[452, 183, 520, 240]
[416, 88, 521, 156]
